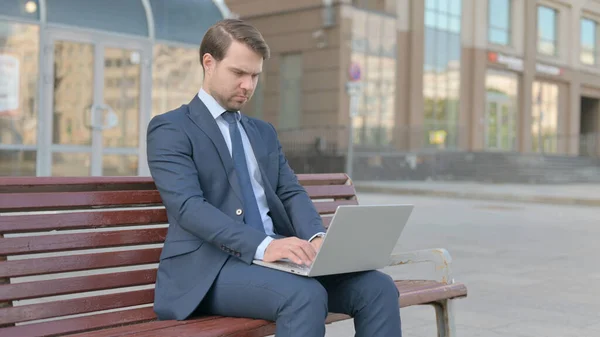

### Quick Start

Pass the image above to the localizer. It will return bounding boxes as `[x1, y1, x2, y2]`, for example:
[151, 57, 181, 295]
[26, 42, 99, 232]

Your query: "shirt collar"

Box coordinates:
[197, 88, 240, 121]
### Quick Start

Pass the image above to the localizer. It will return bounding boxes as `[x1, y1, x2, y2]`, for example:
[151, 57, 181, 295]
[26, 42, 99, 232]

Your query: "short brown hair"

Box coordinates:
[199, 19, 270, 70]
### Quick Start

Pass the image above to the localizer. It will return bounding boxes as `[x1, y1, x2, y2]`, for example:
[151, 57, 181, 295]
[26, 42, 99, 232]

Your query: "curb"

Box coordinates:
[354, 184, 600, 207]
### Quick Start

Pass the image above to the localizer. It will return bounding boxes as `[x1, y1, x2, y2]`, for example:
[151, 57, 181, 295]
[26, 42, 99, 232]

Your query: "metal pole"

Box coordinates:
[346, 93, 359, 178]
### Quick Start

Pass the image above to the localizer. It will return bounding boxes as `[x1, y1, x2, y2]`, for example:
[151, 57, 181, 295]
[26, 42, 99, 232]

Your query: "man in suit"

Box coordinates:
[146, 19, 402, 337]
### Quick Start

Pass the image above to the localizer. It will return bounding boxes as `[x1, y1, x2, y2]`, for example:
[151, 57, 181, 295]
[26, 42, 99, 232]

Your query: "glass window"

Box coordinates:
[152, 45, 204, 117]
[0, 20, 39, 149]
[46, 0, 148, 37]
[537, 6, 558, 56]
[350, 9, 397, 148]
[531, 81, 559, 153]
[149, 0, 224, 45]
[581, 18, 597, 65]
[0, 0, 40, 21]
[488, 0, 511, 45]
[279, 53, 302, 130]
[423, 0, 462, 149]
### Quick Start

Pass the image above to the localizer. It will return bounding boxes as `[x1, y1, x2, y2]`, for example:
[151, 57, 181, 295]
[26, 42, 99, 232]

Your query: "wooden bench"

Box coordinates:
[0, 173, 467, 337]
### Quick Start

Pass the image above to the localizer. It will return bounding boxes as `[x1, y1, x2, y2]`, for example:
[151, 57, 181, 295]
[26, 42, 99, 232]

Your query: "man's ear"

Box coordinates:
[202, 53, 215, 75]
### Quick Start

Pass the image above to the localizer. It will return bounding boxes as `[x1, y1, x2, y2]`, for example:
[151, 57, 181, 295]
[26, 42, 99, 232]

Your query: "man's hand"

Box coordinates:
[263, 237, 317, 266]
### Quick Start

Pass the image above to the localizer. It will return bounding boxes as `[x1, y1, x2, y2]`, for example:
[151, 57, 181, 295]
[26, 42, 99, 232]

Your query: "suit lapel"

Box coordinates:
[186, 96, 243, 203]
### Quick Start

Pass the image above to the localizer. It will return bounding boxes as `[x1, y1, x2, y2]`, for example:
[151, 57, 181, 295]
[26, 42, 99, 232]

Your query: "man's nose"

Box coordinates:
[240, 76, 253, 91]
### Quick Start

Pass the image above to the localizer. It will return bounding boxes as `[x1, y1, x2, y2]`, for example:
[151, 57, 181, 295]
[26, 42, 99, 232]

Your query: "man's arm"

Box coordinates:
[268, 124, 327, 240]
[147, 115, 267, 264]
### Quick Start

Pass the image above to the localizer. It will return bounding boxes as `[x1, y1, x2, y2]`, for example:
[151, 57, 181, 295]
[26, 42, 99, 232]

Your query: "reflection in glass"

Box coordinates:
[52, 152, 91, 176]
[531, 81, 559, 153]
[103, 154, 138, 176]
[488, 0, 511, 45]
[580, 18, 597, 65]
[0, 21, 39, 146]
[152, 45, 203, 117]
[537, 6, 557, 56]
[423, 0, 462, 149]
[103, 47, 140, 148]
[52, 40, 94, 146]
[0, 150, 36, 176]
[485, 69, 518, 151]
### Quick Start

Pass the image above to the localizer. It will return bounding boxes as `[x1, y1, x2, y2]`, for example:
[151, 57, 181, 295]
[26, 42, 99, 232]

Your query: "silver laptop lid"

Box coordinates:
[308, 204, 413, 277]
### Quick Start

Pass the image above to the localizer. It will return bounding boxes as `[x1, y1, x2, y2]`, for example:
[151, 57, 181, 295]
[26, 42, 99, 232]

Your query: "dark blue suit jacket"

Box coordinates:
[146, 95, 326, 320]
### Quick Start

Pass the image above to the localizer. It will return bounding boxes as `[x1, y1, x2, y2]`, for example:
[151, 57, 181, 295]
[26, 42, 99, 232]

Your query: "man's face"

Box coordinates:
[203, 40, 263, 112]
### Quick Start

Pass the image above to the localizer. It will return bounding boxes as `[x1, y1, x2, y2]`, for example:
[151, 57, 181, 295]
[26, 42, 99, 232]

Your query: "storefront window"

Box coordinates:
[350, 9, 397, 148]
[0, 20, 39, 176]
[424, 0, 461, 149]
[532, 81, 559, 153]
[485, 70, 518, 151]
[152, 44, 203, 117]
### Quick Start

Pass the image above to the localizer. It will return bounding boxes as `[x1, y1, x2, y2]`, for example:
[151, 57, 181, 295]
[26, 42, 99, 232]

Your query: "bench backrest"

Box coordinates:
[0, 173, 356, 333]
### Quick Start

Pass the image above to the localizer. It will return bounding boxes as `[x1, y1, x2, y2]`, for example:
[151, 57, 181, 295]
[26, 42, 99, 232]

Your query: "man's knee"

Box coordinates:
[361, 271, 399, 306]
[282, 278, 329, 316]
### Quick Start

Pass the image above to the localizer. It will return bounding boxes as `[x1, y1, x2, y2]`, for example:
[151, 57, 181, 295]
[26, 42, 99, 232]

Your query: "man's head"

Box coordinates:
[199, 19, 270, 112]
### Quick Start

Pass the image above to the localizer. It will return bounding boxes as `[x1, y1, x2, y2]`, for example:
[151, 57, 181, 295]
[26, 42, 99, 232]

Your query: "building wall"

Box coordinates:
[228, 0, 600, 157]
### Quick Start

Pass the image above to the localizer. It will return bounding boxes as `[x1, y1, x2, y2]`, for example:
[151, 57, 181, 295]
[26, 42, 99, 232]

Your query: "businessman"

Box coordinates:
[146, 19, 402, 337]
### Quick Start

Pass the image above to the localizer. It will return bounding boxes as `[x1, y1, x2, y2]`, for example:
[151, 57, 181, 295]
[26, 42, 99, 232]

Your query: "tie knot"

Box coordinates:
[222, 111, 238, 125]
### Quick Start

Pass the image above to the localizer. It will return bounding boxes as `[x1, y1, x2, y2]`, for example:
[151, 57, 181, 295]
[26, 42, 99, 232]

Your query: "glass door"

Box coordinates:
[39, 29, 151, 176]
[485, 92, 515, 151]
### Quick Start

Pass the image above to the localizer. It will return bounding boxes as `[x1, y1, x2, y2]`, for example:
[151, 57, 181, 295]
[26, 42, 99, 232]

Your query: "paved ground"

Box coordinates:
[317, 192, 600, 337]
[355, 181, 600, 207]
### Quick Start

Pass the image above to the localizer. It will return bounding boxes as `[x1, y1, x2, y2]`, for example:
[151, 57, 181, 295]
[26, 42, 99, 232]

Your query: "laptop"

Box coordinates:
[252, 204, 414, 277]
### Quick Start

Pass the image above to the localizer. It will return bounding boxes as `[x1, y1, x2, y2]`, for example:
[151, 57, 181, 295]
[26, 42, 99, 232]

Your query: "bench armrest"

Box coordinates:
[388, 248, 454, 285]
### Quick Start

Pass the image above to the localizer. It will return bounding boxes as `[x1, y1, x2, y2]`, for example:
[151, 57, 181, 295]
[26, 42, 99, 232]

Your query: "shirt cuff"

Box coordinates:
[308, 232, 326, 242]
[254, 236, 274, 260]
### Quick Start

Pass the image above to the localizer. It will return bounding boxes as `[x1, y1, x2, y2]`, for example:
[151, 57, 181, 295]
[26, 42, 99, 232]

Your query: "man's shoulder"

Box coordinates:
[150, 104, 190, 125]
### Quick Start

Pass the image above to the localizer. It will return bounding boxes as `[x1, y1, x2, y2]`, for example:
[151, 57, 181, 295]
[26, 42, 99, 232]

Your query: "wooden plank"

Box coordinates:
[0, 288, 155, 325]
[0, 177, 155, 193]
[0, 269, 157, 302]
[0, 307, 157, 337]
[304, 185, 356, 199]
[70, 317, 220, 337]
[397, 281, 468, 308]
[313, 200, 358, 215]
[296, 173, 349, 186]
[0, 209, 167, 234]
[0, 248, 161, 278]
[123, 317, 274, 337]
[0, 228, 167, 256]
[0, 191, 162, 212]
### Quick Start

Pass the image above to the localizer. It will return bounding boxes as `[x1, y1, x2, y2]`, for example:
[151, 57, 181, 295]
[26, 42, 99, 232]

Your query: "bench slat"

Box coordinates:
[0, 209, 168, 234]
[67, 317, 220, 337]
[0, 306, 157, 337]
[0, 269, 157, 302]
[0, 176, 156, 193]
[0, 288, 154, 325]
[312, 200, 358, 214]
[0, 191, 162, 212]
[0, 248, 161, 278]
[0, 228, 167, 255]
[124, 316, 274, 337]
[295, 173, 349, 186]
[304, 185, 356, 199]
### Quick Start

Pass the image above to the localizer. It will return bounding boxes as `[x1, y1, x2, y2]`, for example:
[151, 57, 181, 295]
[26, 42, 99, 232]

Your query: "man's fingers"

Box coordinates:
[288, 245, 311, 265]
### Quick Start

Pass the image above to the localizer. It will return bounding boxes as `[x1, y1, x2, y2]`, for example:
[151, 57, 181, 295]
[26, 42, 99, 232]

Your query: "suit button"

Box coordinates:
[236, 209, 243, 216]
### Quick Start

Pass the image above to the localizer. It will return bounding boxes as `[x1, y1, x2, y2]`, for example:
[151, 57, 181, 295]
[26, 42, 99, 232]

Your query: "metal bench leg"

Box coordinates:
[434, 300, 456, 337]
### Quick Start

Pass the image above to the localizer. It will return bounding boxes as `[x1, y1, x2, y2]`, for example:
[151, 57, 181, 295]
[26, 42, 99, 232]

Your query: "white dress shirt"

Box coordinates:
[197, 88, 325, 260]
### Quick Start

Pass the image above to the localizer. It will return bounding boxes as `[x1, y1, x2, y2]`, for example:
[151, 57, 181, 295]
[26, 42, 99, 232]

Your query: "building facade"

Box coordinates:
[227, 0, 600, 159]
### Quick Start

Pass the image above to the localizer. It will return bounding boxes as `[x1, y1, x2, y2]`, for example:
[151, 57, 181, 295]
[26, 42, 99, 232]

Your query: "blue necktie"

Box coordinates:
[221, 111, 265, 233]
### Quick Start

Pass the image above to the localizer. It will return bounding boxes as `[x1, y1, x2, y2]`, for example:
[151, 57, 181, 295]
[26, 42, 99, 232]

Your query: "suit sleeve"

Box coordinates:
[146, 115, 267, 264]
[268, 123, 327, 240]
